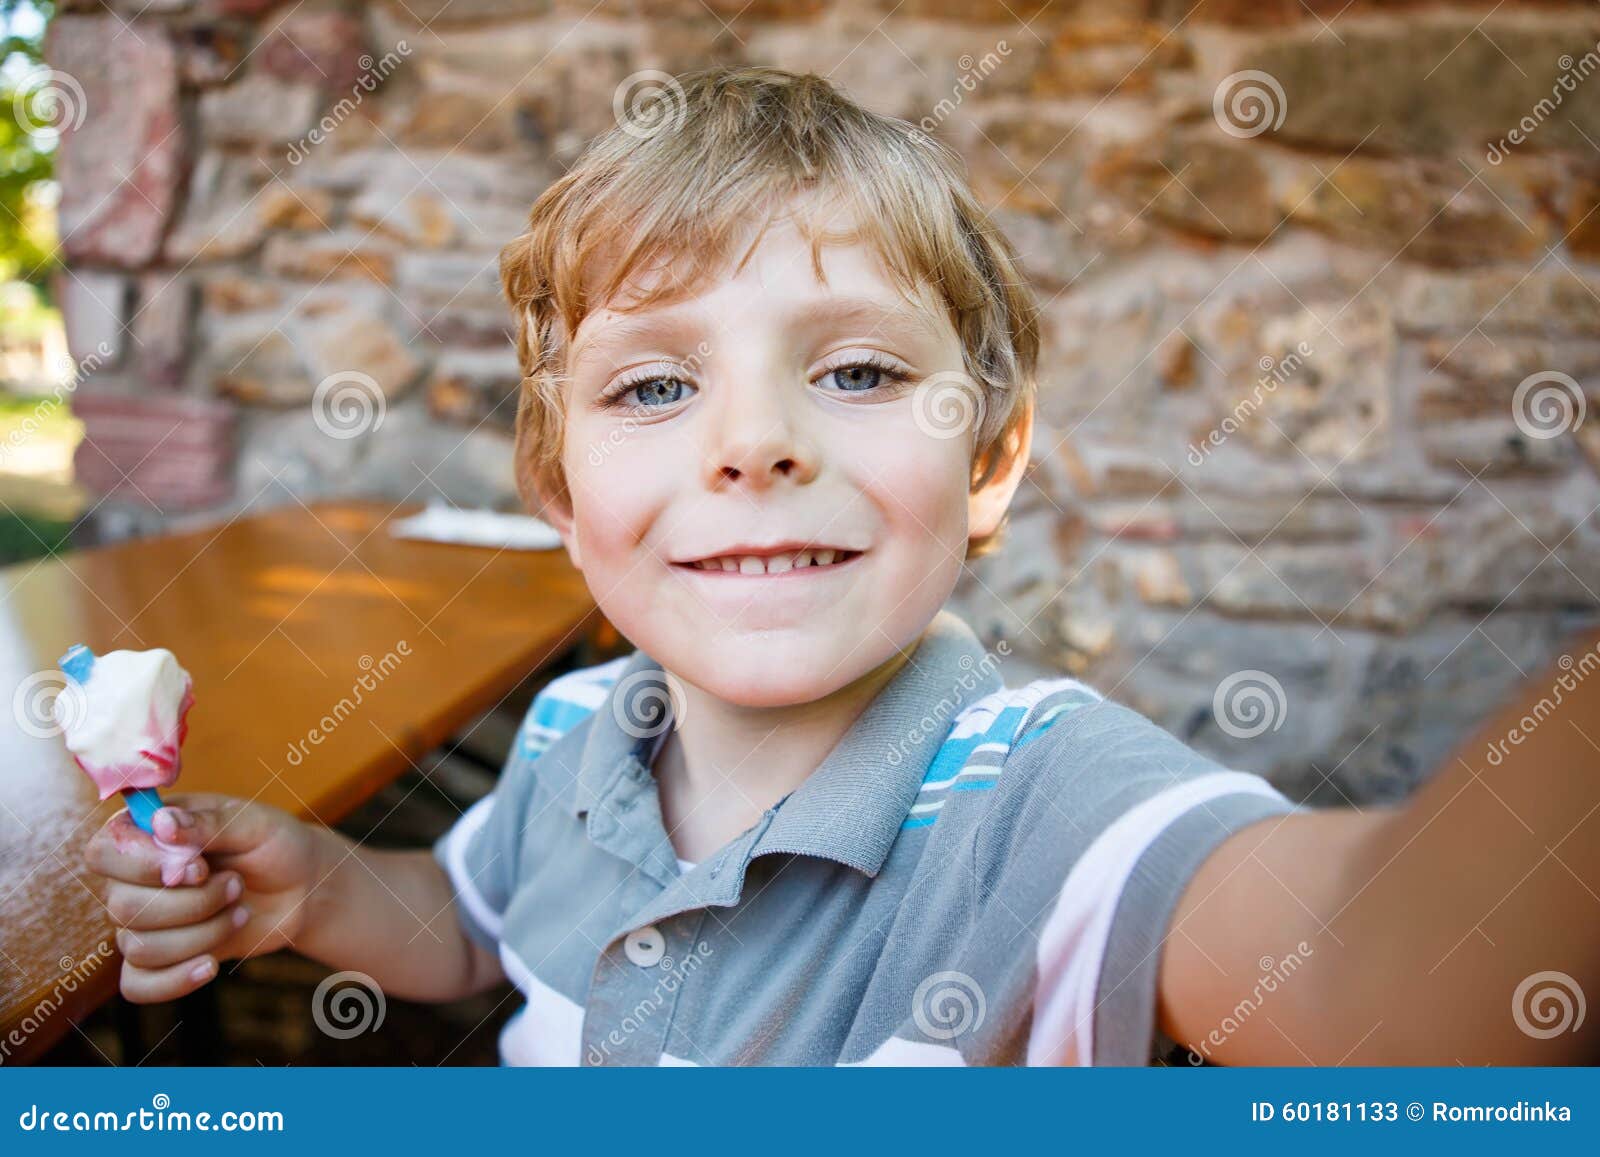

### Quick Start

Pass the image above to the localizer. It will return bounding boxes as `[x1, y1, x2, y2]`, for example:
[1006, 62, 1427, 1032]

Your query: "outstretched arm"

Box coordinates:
[1159, 630, 1600, 1065]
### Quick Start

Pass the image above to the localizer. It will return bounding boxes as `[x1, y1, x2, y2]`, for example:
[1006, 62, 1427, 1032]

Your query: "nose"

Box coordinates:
[702, 380, 819, 491]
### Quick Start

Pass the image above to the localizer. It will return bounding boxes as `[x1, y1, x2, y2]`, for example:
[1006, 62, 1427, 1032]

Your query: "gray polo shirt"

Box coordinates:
[434, 612, 1294, 1065]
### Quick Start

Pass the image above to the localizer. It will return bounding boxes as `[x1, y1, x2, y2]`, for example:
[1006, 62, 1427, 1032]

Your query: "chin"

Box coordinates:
[664, 628, 900, 709]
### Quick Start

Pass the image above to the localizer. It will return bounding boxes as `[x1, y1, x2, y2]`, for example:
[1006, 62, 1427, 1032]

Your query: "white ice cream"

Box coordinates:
[56, 647, 194, 798]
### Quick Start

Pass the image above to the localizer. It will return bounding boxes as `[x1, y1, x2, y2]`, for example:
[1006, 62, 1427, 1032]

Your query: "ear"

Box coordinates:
[967, 402, 1033, 543]
[529, 479, 582, 570]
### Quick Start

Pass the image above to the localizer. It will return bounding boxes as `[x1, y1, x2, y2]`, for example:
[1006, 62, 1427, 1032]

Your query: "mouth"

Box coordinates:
[672, 546, 865, 576]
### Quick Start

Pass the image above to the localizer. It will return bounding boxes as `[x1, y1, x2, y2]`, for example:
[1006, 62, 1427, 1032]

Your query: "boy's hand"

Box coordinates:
[84, 794, 328, 1003]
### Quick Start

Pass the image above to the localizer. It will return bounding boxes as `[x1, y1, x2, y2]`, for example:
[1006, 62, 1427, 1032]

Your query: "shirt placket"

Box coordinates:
[581, 780, 775, 1065]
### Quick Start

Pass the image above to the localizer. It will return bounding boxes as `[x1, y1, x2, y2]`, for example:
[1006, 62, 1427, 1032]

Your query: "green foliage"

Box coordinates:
[0, 0, 57, 286]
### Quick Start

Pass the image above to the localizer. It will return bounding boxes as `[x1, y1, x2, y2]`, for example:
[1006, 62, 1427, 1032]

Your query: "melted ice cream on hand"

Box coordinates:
[56, 646, 195, 799]
[56, 644, 201, 883]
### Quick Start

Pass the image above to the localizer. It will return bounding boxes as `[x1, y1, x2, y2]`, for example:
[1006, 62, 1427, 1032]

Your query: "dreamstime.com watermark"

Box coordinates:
[1512, 369, 1586, 441]
[1187, 340, 1314, 465]
[312, 370, 386, 440]
[1186, 941, 1314, 1064]
[586, 938, 714, 1064]
[585, 340, 713, 466]
[1213, 69, 1287, 139]
[286, 41, 411, 164]
[311, 970, 386, 1039]
[1486, 40, 1600, 164]
[1512, 970, 1586, 1039]
[284, 642, 411, 767]
[16, 1094, 283, 1133]
[0, 940, 115, 1065]
[0, 340, 114, 470]
[611, 668, 689, 740]
[912, 970, 986, 1041]
[614, 70, 688, 140]
[885, 642, 1011, 767]
[1212, 669, 1288, 740]
[11, 67, 86, 139]
[908, 40, 1012, 143]
[1483, 640, 1600, 767]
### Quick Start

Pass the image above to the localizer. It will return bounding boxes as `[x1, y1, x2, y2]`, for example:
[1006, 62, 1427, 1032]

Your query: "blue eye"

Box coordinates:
[625, 377, 694, 407]
[826, 365, 882, 392]
[817, 358, 909, 394]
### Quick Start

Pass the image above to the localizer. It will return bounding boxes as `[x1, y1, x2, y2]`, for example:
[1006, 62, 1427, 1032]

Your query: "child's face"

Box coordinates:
[554, 208, 1010, 708]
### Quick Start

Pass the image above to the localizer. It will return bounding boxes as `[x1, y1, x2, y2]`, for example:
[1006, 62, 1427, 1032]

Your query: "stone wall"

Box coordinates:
[47, 1, 1600, 801]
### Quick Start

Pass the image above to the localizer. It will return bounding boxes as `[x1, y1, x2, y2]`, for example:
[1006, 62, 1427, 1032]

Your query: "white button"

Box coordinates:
[624, 925, 665, 968]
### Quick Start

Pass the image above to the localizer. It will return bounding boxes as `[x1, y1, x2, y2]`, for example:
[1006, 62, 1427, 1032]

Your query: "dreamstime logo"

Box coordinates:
[614, 71, 687, 140]
[585, 939, 714, 1064]
[586, 340, 712, 467]
[1187, 340, 1314, 465]
[1212, 669, 1287, 740]
[284, 642, 410, 767]
[0, 340, 113, 469]
[909, 40, 1012, 143]
[285, 41, 411, 164]
[611, 669, 688, 739]
[912, 371, 986, 440]
[1512, 370, 1586, 440]
[311, 970, 386, 1039]
[885, 642, 1012, 768]
[912, 971, 986, 1041]
[1186, 942, 1314, 1064]
[1, 939, 114, 1064]
[312, 371, 385, 439]
[1486, 40, 1600, 164]
[1212, 70, 1287, 139]
[1512, 971, 1586, 1040]
[12, 69, 87, 138]
[13, 670, 85, 740]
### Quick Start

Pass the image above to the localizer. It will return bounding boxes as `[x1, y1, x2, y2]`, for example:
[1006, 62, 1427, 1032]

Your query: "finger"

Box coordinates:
[117, 905, 249, 970]
[120, 955, 218, 1005]
[150, 797, 275, 857]
[106, 872, 243, 931]
[86, 812, 208, 888]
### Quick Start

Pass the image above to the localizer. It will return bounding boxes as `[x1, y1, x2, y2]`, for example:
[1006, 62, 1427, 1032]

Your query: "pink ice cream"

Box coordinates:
[56, 644, 201, 882]
[56, 646, 194, 797]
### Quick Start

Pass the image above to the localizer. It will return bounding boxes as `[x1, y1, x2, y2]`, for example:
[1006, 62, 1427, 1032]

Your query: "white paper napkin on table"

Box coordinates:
[388, 505, 563, 551]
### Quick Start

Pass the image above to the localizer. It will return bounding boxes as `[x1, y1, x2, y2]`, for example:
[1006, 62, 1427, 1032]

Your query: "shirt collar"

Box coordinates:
[569, 611, 1005, 878]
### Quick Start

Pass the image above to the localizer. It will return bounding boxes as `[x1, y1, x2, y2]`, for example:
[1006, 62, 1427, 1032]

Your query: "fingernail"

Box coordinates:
[232, 906, 250, 929]
[174, 809, 195, 829]
[189, 959, 215, 983]
[225, 876, 242, 903]
[153, 810, 176, 839]
[184, 861, 204, 885]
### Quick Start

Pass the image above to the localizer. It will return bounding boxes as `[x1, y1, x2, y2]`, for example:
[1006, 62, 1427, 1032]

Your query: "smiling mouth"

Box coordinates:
[675, 548, 864, 575]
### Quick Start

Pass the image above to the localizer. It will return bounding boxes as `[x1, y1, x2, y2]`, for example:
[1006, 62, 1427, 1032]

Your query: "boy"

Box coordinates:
[86, 67, 1598, 1066]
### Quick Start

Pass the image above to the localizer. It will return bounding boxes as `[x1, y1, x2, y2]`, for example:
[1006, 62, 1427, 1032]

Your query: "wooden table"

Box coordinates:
[0, 501, 595, 1063]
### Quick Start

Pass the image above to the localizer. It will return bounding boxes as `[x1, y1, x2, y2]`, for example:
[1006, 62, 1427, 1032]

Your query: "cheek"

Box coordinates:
[851, 421, 973, 548]
[561, 421, 669, 565]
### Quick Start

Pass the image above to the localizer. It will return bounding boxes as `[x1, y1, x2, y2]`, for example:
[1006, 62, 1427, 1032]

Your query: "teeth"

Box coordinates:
[692, 550, 852, 573]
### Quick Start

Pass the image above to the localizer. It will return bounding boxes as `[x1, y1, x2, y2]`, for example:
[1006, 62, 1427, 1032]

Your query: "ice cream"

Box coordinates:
[55, 645, 197, 875]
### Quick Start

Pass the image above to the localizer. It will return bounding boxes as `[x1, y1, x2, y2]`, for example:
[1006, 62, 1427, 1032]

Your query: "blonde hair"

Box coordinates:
[500, 65, 1040, 556]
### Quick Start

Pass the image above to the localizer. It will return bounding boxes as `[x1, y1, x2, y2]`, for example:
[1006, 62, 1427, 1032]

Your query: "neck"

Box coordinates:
[654, 636, 920, 860]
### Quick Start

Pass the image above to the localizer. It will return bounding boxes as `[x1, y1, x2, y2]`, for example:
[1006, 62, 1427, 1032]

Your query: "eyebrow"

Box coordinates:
[568, 295, 945, 372]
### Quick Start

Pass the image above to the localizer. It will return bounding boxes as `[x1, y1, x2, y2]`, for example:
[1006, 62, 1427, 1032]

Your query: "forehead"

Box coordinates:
[569, 201, 952, 366]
